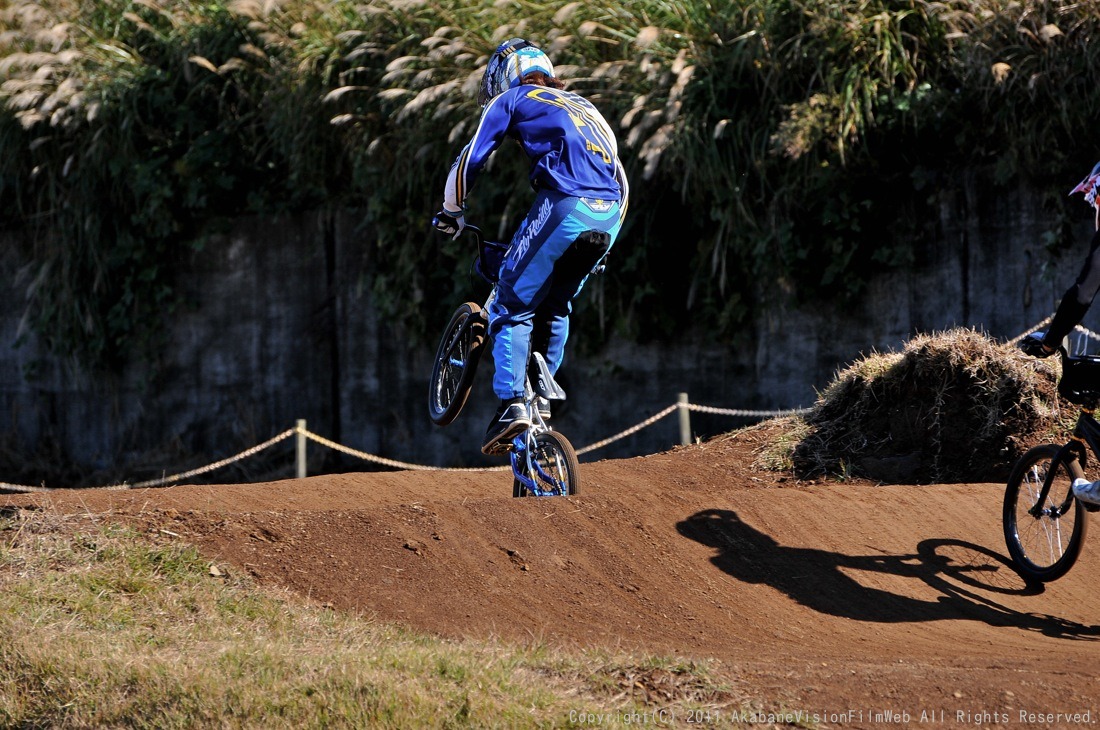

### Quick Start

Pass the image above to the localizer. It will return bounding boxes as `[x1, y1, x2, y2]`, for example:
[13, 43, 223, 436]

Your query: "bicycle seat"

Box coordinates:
[530, 352, 566, 401]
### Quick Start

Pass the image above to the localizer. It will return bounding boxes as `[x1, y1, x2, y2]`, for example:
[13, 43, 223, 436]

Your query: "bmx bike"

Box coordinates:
[1004, 345, 1100, 582]
[427, 224, 580, 498]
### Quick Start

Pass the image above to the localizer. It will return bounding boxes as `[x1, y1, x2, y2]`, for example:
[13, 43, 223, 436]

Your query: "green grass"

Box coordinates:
[0, 508, 789, 728]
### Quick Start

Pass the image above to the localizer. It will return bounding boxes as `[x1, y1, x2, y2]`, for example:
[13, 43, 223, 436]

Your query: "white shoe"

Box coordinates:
[1071, 478, 1100, 506]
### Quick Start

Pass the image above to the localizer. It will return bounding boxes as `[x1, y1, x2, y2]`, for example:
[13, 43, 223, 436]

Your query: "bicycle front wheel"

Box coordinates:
[513, 430, 580, 498]
[1003, 444, 1088, 582]
[428, 302, 487, 426]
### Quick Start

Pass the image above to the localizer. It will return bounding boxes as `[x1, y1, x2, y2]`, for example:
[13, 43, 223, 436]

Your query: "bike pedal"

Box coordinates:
[481, 439, 513, 456]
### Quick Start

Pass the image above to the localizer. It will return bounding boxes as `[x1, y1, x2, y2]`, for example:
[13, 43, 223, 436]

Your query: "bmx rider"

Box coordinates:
[432, 38, 629, 455]
[1020, 160, 1100, 505]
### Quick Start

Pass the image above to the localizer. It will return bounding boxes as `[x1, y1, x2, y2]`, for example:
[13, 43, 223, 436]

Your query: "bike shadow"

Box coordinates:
[676, 508, 1100, 640]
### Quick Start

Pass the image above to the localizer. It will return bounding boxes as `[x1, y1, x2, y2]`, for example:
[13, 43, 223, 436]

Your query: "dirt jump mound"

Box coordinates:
[790, 328, 1063, 484]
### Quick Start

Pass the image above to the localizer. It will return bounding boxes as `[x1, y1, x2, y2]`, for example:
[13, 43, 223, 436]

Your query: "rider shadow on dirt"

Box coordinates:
[676, 509, 1099, 641]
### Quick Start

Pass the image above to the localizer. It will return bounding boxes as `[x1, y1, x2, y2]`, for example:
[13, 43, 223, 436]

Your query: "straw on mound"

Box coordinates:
[789, 328, 1068, 484]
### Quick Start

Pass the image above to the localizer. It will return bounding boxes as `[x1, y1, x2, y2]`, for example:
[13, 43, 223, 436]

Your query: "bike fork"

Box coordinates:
[510, 424, 564, 497]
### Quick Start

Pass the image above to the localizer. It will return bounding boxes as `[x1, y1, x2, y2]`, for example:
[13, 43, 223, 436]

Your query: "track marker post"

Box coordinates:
[296, 419, 308, 479]
[678, 392, 691, 446]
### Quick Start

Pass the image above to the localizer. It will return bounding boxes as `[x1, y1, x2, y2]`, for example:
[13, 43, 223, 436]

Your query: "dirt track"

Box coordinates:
[6, 424, 1100, 727]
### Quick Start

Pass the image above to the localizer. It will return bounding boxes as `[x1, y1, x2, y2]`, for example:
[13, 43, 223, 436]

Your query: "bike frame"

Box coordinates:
[1035, 349, 1100, 519]
[510, 419, 561, 497]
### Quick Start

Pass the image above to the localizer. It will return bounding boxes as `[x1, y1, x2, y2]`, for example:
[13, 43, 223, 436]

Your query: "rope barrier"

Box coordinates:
[2, 428, 297, 493]
[1074, 324, 1100, 344]
[1009, 317, 1100, 347]
[126, 428, 298, 488]
[685, 403, 810, 418]
[1007, 316, 1052, 345]
[0, 481, 51, 494]
[1, 316, 1085, 494]
[0, 398, 798, 492]
[295, 426, 508, 473]
[575, 404, 678, 456]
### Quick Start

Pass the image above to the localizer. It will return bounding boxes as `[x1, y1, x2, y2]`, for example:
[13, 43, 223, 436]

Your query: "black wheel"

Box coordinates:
[428, 302, 487, 426]
[1003, 444, 1088, 582]
[513, 430, 580, 497]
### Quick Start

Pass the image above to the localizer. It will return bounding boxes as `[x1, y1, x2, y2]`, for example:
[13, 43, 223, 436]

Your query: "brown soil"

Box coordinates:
[5, 423, 1100, 726]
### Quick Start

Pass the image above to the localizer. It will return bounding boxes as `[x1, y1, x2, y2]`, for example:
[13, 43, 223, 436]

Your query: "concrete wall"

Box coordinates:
[0, 179, 1092, 484]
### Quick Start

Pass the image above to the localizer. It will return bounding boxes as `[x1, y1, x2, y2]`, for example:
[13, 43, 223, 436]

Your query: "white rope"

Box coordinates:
[0, 482, 52, 494]
[0, 429, 299, 494]
[686, 403, 809, 418]
[125, 428, 298, 488]
[3, 315, 1095, 495]
[3, 397, 799, 490]
[1074, 324, 1100, 344]
[297, 427, 508, 472]
[1007, 316, 1052, 345]
[11, 316, 1084, 490]
[575, 404, 679, 455]
[1009, 317, 1100, 347]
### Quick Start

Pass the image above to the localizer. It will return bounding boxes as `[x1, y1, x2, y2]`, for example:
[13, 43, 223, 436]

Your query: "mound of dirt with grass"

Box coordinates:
[789, 328, 1067, 484]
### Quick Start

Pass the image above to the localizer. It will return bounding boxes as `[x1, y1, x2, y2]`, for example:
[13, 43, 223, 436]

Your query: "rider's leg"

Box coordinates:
[483, 191, 579, 451]
[1042, 229, 1100, 350]
[534, 230, 614, 374]
[527, 231, 612, 422]
[533, 202, 621, 376]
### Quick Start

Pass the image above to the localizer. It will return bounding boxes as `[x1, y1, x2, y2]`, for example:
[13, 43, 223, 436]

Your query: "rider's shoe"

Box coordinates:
[1071, 478, 1100, 507]
[1019, 333, 1057, 358]
[482, 397, 530, 455]
[536, 396, 551, 420]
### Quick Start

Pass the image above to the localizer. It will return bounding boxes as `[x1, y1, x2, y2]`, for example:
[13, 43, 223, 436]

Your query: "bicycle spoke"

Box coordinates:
[428, 302, 486, 426]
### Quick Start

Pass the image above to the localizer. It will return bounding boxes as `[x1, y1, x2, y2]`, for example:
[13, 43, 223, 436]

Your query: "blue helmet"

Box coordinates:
[477, 38, 555, 107]
[1070, 161, 1100, 207]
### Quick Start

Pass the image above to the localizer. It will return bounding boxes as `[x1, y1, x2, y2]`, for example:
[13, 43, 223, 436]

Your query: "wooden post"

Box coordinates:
[678, 392, 691, 446]
[296, 419, 307, 479]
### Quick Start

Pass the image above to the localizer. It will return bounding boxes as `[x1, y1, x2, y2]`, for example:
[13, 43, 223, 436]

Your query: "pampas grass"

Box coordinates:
[3, 1, 1100, 367]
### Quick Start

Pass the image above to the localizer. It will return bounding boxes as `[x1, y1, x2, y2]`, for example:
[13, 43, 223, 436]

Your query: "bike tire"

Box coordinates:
[428, 302, 487, 426]
[1003, 443, 1088, 582]
[513, 430, 580, 498]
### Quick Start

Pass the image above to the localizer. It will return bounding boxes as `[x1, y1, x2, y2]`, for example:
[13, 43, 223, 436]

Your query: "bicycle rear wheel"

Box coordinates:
[513, 430, 580, 497]
[428, 302, 487, 426]
[1003, 444, 1088, 582]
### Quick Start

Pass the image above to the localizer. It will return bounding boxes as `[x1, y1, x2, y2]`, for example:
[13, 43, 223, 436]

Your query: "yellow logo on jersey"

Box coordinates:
[584, 198, 613, 213]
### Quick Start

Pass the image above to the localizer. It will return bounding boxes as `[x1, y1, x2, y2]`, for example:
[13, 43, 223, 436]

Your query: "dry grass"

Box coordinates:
[758, 329, 1072, 484]
[0, 507, 769, 728]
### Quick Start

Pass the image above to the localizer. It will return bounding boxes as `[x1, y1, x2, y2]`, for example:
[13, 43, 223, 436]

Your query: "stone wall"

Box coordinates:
[0, 179, 1092, 484]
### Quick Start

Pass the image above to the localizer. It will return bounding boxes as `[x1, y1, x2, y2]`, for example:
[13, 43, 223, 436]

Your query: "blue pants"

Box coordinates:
[488, 190, 621, 399]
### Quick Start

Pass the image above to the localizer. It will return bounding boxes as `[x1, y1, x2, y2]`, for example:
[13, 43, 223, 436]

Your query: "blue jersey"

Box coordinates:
[444, 85, 627, 212]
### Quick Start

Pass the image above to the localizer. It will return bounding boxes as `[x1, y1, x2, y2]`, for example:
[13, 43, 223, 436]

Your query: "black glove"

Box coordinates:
[1019, 333, 1056, 358]
[432, 208, 465, 239]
